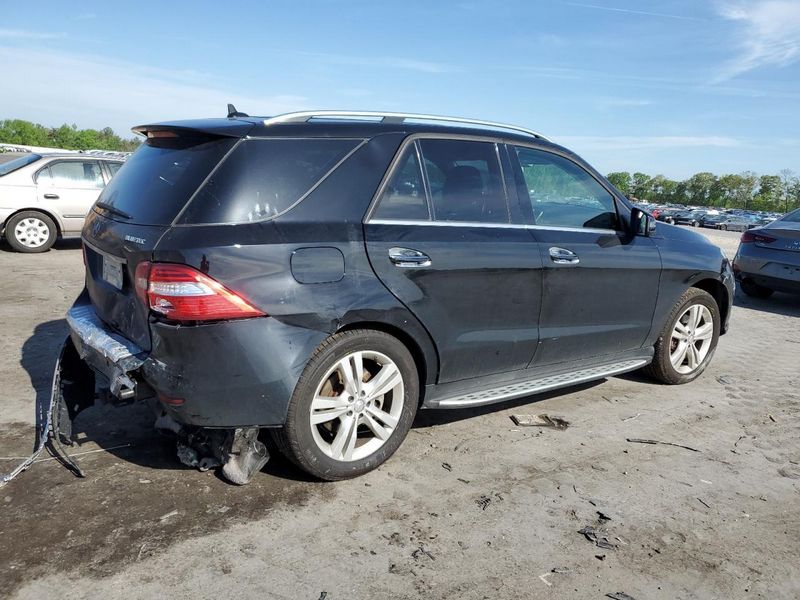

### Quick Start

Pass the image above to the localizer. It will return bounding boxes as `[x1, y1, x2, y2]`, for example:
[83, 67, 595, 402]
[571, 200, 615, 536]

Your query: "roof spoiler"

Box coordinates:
[131, 119, 254, 139]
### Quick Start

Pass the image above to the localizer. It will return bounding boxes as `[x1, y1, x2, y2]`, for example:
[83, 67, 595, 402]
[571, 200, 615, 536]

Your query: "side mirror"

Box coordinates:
[631, 207, 656, 236]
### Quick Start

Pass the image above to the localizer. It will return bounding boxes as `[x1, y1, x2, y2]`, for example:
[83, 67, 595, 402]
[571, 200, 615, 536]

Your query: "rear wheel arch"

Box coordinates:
[3, 207, 64, 237]
[336, 320, 437, 398]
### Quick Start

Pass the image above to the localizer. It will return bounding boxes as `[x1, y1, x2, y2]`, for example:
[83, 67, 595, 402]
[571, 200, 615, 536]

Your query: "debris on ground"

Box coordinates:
[411, 544, 436, 561]
[441, 462, 452, 471]
[626, 438, 700, 452]
[621, 413, 641, 422]
[716, 375, 734, 385]
[597, 511, 612, 522]
[697, 498, 712, 509]
[510, 414, 570, 429]
[606, 593, 637, 600]
[551, 566, 570, 573]
[578, 526, 617, 550]
[595, 554, 606, 561]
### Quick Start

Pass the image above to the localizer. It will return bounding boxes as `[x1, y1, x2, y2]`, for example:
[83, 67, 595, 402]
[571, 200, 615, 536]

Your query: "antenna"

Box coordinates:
[227, 104, 249, 118]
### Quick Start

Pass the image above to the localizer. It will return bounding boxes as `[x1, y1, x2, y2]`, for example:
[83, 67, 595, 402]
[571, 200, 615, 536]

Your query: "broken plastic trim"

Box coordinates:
[0, 339, 85, 487]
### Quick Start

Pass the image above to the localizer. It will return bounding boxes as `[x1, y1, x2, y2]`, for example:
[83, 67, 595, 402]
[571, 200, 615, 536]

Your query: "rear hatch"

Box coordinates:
[82, 127, 244, 351]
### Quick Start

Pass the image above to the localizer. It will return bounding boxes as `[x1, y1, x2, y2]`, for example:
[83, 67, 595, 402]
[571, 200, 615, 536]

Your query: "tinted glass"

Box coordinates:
[95, 137, 236, 225]
[782, 209, 800, 223]
[181, 138, 360, 224]
[419, 139, 508, 223]
[42, 161, 104, 188]
[372, 144, 429, 220]
[514, 146, 618, 229]
[0, 154, 41, 177]
[105, 161, 123, 177]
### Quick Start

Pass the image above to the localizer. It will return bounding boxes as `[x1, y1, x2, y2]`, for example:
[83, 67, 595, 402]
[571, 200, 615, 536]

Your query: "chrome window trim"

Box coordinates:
[368, 218, 617, 235]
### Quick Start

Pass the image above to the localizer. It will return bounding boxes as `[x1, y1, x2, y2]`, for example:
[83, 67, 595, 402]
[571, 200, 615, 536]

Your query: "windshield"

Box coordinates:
[0, 153, 41, 177]
[94, 136, 236, 226]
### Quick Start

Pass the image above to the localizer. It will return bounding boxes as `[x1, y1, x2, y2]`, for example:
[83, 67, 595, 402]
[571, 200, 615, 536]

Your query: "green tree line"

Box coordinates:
[607, 170, 800, 213]
[0, 119, 140, 152]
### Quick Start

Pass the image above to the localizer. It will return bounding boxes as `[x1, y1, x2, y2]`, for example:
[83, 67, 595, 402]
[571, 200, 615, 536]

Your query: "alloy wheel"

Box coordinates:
[309, 350, 404, 462]
[669, 304, 714, 375]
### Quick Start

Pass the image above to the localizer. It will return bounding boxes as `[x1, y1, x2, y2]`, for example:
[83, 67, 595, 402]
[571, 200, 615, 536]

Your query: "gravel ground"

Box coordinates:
[1, 228, 798, 600]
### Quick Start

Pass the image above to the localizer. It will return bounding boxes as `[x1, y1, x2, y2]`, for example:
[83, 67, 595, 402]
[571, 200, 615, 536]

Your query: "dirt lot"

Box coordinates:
[1, 229, 798, 600]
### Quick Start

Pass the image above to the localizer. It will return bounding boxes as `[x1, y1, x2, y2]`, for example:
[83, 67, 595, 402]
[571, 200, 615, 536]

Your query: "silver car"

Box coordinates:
[0, 153, 124, 252]
[733, 208, 800, 298]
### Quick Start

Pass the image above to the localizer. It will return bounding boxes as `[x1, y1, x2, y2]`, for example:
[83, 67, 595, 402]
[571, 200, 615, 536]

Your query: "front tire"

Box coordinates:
[273, 330, 419, 480]
[644, 288, 720, 385]
[5, 211, 57, 253]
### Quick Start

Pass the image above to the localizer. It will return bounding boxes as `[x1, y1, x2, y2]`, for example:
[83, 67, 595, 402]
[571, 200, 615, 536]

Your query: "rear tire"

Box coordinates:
[740, 278, 774, 299]
[644, 288, 720, 385]
[5, 211, 57, 253]
[272, 330, 419, 481]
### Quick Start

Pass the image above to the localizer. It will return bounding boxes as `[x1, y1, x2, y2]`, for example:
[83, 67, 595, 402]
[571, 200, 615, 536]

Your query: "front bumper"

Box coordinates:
[65, 292, 328, 428]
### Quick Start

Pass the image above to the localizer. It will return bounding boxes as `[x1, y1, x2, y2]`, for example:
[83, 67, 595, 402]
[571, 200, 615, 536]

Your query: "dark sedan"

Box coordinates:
[734, 208, 800, 297]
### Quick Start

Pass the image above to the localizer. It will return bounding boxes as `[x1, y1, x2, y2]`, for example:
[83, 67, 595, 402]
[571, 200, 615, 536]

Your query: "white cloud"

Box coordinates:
[0, 46, 308, 136]
[295, 50, 461, 74]
[716, 0, 800, 80]
[555, 135, 742, 152]
[0, 29, 65, 40]
[565, 2, 703, 21]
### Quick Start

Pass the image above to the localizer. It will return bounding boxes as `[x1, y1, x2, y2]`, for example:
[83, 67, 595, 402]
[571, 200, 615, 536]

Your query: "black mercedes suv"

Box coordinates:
[63, 109, 734, 484]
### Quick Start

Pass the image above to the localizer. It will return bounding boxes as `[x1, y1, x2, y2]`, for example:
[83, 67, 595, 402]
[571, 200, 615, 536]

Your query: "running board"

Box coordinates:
[425, 359, 649, 409]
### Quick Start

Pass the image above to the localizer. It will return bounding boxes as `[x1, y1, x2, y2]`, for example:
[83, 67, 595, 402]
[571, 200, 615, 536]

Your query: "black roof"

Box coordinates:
[131, 114, 567, 153]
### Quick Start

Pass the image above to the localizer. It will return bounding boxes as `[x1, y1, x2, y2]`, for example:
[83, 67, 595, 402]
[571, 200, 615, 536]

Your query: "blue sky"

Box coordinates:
[1, 0, 799, 178]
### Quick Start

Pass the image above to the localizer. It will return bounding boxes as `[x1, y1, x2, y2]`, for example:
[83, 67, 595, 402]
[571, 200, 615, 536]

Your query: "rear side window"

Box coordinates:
[39, 161, 104, 189]
[105, 161, 123, 177]
[180, 138, 361, 224]
[95, 136, 236, 225]
[419, 139, 509, 223]
[513, 146, 618, 230]
[372, 143, 429, 221]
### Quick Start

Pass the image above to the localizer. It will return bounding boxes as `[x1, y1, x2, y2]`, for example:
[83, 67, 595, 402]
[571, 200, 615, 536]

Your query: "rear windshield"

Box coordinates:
[178, 138, 361, 224]
[0, 153, 41, 176]
[94, 137, 236, 225]
[782, 209, 800, 223]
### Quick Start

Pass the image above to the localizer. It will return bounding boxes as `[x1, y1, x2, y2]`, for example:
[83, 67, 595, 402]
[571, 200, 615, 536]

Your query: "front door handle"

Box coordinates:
[43, 193, 59, 199]
[549, 247, 579, 265]
[389, 247, 431, 268]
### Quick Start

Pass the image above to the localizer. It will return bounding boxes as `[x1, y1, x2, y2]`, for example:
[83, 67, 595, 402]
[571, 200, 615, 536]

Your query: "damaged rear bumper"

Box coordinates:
[66, 293, 150, 402]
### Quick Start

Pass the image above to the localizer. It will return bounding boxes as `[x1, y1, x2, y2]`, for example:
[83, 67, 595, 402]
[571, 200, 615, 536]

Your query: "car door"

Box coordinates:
[36, 159, 106, 234]
[508, 144, 662, 367]
[365, 137, 543, 384]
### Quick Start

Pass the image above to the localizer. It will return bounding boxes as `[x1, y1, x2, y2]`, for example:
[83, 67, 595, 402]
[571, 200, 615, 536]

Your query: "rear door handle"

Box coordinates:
[43, 193, 59, 199]
[549, 246, 579, 265]
[389, 247, 431, 268]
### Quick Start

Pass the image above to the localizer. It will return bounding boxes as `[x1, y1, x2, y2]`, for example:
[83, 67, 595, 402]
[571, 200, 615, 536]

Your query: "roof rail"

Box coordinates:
[262, 111, 550, 141]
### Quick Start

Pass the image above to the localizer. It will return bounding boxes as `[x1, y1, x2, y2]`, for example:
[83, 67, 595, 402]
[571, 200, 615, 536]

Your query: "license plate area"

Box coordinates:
[102, 255, 124, 290]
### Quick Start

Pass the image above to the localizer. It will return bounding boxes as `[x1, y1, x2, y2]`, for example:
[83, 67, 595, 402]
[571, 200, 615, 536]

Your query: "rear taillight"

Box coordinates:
[741, 231, 777, 244]
[135, 262, 265, 322]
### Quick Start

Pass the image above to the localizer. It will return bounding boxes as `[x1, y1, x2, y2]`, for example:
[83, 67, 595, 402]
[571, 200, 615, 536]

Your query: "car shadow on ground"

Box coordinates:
[413, 380, 604, 428]
[733, 289, 800, 318]
[0, 237, 82, 253]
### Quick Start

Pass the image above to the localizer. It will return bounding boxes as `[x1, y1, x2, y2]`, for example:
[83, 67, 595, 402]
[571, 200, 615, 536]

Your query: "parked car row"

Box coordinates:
[633, 203, 783, 232]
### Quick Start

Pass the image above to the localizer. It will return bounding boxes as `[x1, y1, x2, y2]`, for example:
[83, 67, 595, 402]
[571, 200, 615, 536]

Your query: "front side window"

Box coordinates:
[40, 160, 104, 189]
[372, 144, 429, 221]
[419, 139, 509, 223]
[181, 138, 360, 224]
[514, 146, 618, 230]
